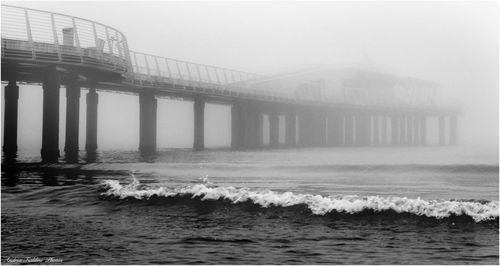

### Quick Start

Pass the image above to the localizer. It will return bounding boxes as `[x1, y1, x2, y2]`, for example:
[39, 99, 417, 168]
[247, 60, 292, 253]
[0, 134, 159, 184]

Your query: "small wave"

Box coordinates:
[183, 237, 255, 243]
[100, 178, 498, 223]
[281, 163, 499, 174]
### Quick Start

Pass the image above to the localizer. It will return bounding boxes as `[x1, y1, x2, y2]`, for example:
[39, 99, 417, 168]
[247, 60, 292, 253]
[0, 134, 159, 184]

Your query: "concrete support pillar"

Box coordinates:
[297, 111, 306, 146]
[3, 80, 19, 156]
[255, 110, 263, 148]
[269, 110, 279, 148]
[355, 114, 370, 146]
[419, 116, 427, 146]
[302, 109, 325, 147]
[193, 97, 205, 151]
[41, 66, 60, 162]
[399, 116, 407, 146]
[231, 103, 243, 149]
[285, 112, 296, 147]
[372, 115, 380, 146]
[413, 116, 420, 146]
[316, 112, 327, 146]
[139, 91, 157, 153]
[298, 109, 310, 147]
[240, 103, 251, 149]
[241, 102, 262, 149]
[344, 114, 354, 146]
[64, 76, 80, 159]
[356, 114, 363, 146]
[250, 106, 263, 149]
[298, 110, 310, 147]
[449, 115, 457, 146]
[391, 116, 399, 145]
[86, 88, 98, 152]
[406, 116, 414, 146]
[328, 113, 342, 146]
[438, 116, 445, 145]
[354, 114, 362, 146]
[365, 115, 372, 146]
[381, 116, 388, 145]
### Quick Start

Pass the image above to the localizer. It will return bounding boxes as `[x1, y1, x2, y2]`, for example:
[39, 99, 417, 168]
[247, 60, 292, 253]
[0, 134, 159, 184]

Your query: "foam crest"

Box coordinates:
[101, 178, 499, 222]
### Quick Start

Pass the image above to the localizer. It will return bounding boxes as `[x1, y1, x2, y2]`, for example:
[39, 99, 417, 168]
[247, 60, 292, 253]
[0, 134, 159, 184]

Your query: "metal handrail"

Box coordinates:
[128, 50, 266, 87]
[127, 50, 294, 99]
[1, 4, 130, 73]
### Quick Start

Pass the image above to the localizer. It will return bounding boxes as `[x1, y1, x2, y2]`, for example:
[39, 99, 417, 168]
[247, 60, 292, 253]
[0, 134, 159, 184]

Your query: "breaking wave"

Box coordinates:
[100, 177, 499, 223]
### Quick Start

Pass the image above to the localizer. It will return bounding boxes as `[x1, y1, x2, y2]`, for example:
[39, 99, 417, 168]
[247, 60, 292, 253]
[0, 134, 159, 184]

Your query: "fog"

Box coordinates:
[1, 1, 498, 151]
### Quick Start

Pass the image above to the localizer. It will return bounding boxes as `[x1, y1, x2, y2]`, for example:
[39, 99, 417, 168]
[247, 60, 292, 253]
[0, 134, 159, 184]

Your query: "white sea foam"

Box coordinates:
[102, 178, 499, 222]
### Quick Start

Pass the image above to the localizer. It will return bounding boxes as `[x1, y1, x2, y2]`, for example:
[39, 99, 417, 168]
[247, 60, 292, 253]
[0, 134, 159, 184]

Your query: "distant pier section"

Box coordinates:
[1, 5, 460, 162]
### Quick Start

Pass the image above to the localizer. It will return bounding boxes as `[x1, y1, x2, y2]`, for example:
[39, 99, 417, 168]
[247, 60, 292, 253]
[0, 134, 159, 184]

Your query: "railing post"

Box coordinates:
[175, 60, 183, 80]
[24, 9, 35, 60]
[72, 17, 83, 64]
[214, 67, 221, 84]
[105, 27, 117, 69]
[92, 22, 99, 47]
[164, 58, 173, 79]
[144, 54, 152, 80]
[122, 35, 133, 71]
[196, 64, 202, 82]
[154, 56, 161, 76]
[115, 31, 123, 58]
[50, 13, 61, 61]
[223, 69, 229, 84]
[131, 52, 142, 85]
[132, 52, 139, 73]
[92, 22, 101, 61]
[105, 27, 113, 55]
[185, 62, 193, 81]
[205, 65, 212, 83]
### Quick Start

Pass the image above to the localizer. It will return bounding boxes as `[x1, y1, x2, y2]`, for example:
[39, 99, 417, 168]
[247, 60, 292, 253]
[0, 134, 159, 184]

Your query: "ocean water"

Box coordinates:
[1, 145, 499, 264]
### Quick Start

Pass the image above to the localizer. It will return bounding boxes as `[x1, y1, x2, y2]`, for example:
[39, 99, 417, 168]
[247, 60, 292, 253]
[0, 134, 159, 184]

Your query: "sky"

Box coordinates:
[1, 1, 498, 151]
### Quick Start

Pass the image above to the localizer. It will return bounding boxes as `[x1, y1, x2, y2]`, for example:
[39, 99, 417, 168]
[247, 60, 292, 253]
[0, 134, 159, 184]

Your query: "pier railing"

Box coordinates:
[127, 50, 292, 101]
[1, 4, 130, 73]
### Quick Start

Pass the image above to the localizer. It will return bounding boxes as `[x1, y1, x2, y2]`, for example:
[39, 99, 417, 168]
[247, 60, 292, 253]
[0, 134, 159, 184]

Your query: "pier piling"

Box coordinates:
[41, 66, 61, 162]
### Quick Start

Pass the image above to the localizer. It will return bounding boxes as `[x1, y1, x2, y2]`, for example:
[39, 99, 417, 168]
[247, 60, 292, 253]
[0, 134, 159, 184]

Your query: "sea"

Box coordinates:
[1, 145, 499, 264]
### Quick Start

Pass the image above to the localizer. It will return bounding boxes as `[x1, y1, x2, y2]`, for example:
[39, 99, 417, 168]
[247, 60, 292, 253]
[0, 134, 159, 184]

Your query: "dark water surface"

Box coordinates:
[2, 146, 499, 264]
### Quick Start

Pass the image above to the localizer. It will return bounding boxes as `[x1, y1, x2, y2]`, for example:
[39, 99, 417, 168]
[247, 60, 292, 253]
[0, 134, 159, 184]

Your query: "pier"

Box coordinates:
[1, 5, 460, 162]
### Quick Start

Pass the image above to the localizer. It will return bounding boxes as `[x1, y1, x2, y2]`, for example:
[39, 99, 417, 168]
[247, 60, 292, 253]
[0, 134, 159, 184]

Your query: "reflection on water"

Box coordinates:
[1, 146, 498, 201]
[2, 152, 18, 165]
[84, 150, 98, 164]
[2, 168, 20, 187]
